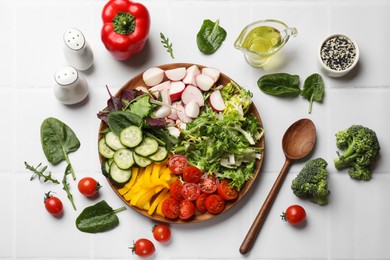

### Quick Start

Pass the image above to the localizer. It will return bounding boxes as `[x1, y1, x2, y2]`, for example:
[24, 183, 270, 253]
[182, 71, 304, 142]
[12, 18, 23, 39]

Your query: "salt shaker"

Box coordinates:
[63, 28, 94, 71]
[53, 66, 89, 105]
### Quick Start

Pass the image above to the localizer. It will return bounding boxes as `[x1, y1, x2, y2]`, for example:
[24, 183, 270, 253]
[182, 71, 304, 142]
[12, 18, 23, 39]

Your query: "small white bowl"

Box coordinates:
[318, 33, 359, 77]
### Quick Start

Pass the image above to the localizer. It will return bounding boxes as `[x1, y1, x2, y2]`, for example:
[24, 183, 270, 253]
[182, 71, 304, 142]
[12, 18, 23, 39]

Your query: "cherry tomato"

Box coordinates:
[152, 224, 171, 243]
[217, 179, 239, 201]
[195, 193, 209, 212]
[281, 205, 306, 225]
[182, 166, 202, 183]
[44, 192, 63, 217]
[170, 180, 184, 201]
[78, 177, 101, 197]
[205, 194, 225, 214]
[168, 154, 188, 175]
[199, 173, 219, 194]
[181, 183, 201, 201]
[131, 238, 155, 257]
[161, 198, 180, 219]
[179, 199, 195, 220]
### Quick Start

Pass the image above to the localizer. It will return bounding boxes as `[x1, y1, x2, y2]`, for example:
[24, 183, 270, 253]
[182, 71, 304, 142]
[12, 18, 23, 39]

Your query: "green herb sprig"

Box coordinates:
[24, 162, 60, 184]
[62, 164, 76, 210]
[160, 32, 174, 59]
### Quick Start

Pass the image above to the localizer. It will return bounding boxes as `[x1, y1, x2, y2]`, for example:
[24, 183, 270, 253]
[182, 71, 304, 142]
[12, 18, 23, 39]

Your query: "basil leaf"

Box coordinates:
[76, 200, 126, 233]
[107, 111, 143, 136]
[40, 117, 80, 165]
[301, 73, 325, 113]
[196, 19, 227, 54]
[257, 73, 301, 96]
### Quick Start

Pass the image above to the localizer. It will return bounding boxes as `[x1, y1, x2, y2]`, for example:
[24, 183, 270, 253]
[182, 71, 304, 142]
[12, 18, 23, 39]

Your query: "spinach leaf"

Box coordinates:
[76, 200, 126, 233]
[40, 117, 80, 180]
[196, 19, 227, 54]
[257, 73, 301, 96]
[301, 73, 325, 114]
[107, 111, 143, 136]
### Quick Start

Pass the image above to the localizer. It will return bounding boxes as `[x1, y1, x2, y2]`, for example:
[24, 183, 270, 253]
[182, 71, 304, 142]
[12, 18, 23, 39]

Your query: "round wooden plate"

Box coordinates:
[98, 63, 265, 224]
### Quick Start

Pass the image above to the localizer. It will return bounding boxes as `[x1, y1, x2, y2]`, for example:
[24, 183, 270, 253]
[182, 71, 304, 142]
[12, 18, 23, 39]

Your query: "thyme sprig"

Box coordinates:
[24, 162, 60, 184]
[160, 32, 174, 59]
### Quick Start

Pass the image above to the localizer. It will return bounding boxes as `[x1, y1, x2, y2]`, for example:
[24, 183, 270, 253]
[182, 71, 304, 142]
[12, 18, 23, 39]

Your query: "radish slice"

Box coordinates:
[154, 105, 171, 118]
[149, 81, 170, 98]
[167, 126, 181, 138]
[181, 85, 204, 106]
[196, 74, 214, 91]
[176, 119, 187, 130]
[209, 89, 226, 112]
[183, 65, 201, 86]
[185, 100, 200, 118]
[176, 102, 192, 123]
[135, 86, 149, 93]
[169, 81, 186, 102]
[168, 102, 179, 120]
[143, 67, 164, 86]
[160, 88, 172, 106]
[165, 67, 186, 81]
[201, 67, 220, 83]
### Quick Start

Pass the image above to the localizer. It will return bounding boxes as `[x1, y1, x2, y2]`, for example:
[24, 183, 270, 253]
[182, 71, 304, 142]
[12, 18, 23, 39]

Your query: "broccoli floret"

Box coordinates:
[333, 125, 380, 181]
[291, 158, 330, 206]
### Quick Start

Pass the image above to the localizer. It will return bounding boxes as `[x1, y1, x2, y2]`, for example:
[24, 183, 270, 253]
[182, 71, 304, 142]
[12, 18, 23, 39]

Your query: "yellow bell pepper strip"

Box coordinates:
[148, 189, 169, 216]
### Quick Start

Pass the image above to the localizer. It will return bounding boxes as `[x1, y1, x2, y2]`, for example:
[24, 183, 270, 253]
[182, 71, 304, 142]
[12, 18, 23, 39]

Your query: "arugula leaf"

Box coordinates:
[76, 200, 126, 233]
[24, 162, 60, 184]
[301, 73, 325, 114]
[160, 32, 174, 59]
[62, 164, 76, 210]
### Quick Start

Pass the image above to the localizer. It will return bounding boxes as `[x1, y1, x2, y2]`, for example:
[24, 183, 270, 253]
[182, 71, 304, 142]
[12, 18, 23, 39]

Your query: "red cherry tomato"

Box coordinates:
[181, 183, 201, 201]
[205, 194, 225, 214]
[168, 154, 188, 175]
[281, 205, 306, 225]
[217, 179, 239, 201]
[152, 224, 171, 243]
[131, 238, 155, 257]
[161, 198, 180, 219]
[182, 166, 202, 183]
[44, 192, 63, 217]
[199, 173, 219, 194]
[169, 180, 184, 201]
[78, 177, 101, 197]
[195, 193, 209, 212]
[179, 199, 195, 220]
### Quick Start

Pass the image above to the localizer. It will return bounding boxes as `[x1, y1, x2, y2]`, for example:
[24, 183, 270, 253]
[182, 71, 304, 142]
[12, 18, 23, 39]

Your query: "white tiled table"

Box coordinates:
[1, 0, 389, 259]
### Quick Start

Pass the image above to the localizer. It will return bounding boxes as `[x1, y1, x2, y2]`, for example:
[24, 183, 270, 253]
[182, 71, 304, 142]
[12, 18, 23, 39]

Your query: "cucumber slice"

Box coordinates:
[149, 146, 168, 162]
[105, 131, 125, 150]
[98, 138, 115, 159]
[110, 162, 132, 184]
[134, 137, 159, 157]
[113, 148, 134, 169]
[120, 125, 143, 148]
[133, 152, 152, 167]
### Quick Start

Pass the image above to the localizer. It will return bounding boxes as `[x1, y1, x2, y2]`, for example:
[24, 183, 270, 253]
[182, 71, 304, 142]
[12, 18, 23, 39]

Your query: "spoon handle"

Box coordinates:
[239, 158, 292, 255]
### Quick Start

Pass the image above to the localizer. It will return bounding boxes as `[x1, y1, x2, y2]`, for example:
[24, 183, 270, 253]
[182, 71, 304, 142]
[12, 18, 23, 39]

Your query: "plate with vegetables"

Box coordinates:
[97, 63, 265, 223]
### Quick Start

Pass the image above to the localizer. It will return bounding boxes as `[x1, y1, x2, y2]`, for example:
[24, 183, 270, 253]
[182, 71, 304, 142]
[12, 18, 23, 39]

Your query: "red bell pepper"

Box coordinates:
[101, 0, 150, 60]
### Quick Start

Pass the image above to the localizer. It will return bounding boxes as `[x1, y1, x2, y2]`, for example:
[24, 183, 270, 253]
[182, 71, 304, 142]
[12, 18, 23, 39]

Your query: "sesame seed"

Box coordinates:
[320, 35, 356, 71]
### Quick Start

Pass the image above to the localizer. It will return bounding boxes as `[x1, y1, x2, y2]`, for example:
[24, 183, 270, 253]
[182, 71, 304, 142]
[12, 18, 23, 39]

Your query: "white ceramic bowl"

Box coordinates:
[318, 33, 359, 77]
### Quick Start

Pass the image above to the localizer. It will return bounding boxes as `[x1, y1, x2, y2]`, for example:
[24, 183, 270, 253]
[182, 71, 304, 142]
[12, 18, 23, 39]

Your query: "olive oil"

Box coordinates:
[242, 26, 282, 53]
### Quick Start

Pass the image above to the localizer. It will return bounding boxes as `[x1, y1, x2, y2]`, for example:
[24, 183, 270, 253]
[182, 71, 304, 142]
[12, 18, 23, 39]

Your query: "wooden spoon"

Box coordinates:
[239, 118, 316, 254]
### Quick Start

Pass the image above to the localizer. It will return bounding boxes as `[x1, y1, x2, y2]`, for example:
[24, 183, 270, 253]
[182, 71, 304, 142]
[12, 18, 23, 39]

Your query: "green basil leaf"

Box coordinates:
[107, 111, 143, 136]
[257, 73, 301, 96]
[40, 117, 80, 165]
[196, 19, 227, 54]
[301, 73, 325, 113]
[76, 200, 126, 233]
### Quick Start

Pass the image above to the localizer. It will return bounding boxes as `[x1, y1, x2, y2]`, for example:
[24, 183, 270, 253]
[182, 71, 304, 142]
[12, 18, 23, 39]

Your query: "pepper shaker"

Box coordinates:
[63, 28, 94, 71]
[53, 66, 89, 105]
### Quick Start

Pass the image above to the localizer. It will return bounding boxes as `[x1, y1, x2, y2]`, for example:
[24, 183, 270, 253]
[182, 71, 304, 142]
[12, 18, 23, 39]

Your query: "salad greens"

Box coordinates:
[160, 32, 174, 59]
[174, 82, 264, 190]
[24, 162, 60, 184]
[301, 73, 325, 114]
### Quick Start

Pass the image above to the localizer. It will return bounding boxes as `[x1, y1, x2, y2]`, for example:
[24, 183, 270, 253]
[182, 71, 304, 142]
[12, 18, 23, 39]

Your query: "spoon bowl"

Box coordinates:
[239, 118, 316, 254]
